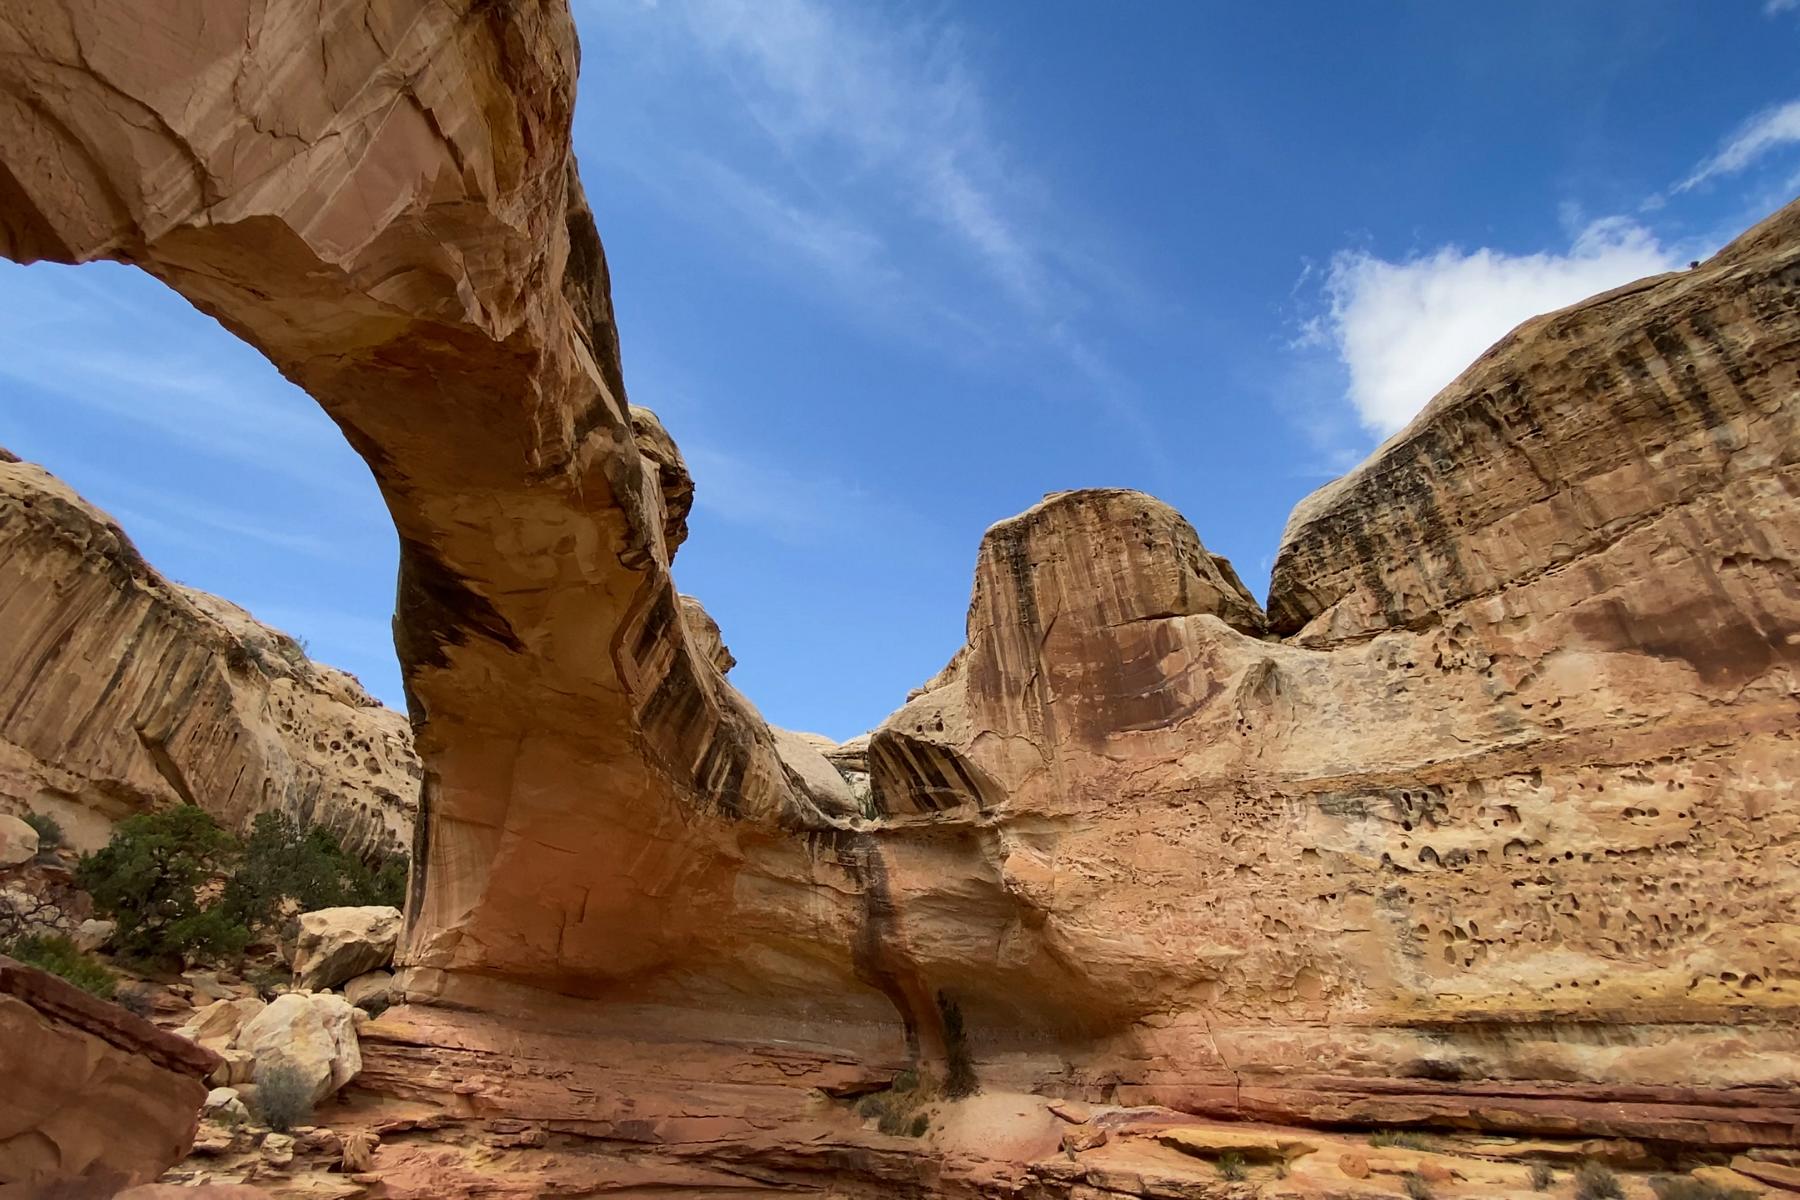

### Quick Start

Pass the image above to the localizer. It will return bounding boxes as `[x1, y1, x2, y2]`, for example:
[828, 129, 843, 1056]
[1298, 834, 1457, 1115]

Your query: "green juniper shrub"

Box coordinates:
[1402, 1172, 1436, 1200]
[937, 990, 979, 1098]
[1370, 1130, 1433, 1150]
[221, 811, 406, 934]
[1529, 1161, 1557, 1191]
[76, 806, 248, 968]
[1576, 1160, 1624, 1200]
[908, 1113, 929, 1138]
[3, 932, 116, 999]
[75, 806, 407, 973]
[1215, 1151, 1247, 1181]
[23, 811, 64, 859]
[253, 1060, 314, 1133]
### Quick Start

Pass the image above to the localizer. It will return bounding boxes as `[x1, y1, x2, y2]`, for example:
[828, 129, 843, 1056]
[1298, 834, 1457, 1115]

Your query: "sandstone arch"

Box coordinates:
[4, 3, 1800, 1188]
[0, 1, 877, 1017]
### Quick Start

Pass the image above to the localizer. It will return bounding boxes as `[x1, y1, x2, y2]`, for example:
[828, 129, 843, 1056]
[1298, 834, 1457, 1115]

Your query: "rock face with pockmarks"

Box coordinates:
[0, 3, 1796, 1196]
[868, 204, 1800, 1124]
[0, 454, 418, 855]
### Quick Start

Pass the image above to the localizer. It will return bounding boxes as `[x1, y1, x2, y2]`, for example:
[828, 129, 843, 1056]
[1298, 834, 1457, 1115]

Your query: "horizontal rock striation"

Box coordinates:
[0, 955, 221, 1188]
[862, 202, 1800, 1135]
[2, 1, 1798, 1195]
[0, 454, 418, 855]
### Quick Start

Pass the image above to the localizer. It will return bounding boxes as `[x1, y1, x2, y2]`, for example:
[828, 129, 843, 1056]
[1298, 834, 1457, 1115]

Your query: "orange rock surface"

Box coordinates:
[0, 956, 221, 1189]
[0, 2, 1796, 1196]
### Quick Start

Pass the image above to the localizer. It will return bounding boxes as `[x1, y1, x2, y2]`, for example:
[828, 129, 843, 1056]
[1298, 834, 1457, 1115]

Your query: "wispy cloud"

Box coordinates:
[1766, 0, 1799, 16]
[1307, 218, 1681, 437]
[577, 0, 1166, 478]
[1676, 98, 1800, 193]
[0, 261, 368, 497]
[658, 0, 1052, 308]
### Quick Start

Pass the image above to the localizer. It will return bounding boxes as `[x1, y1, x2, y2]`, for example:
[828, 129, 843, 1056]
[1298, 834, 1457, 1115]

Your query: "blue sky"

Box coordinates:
[3, 2, 1797, 740]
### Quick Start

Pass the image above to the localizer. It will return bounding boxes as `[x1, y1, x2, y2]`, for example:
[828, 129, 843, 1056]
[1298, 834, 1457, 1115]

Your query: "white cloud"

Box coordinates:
[0, 261, 370, 498]
[1317, 218, 1681, 436]
[1677, 98, 1800, 192]
[658, 0, 1049, 307]
[577, 0, 1172, 489]
[1766, 0, 1799, 15]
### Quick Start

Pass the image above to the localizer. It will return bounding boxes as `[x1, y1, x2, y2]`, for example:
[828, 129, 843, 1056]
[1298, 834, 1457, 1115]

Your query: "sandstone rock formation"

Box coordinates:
[0, 814, 34, 868]
[0, 454, 419, 856]
[237, 992, 362, 1107]
[0, 956, 220, 1189]
[0, 2, 1797, 1197]
[865, 208, 1800, 1127]
[291, 905, 402, 992]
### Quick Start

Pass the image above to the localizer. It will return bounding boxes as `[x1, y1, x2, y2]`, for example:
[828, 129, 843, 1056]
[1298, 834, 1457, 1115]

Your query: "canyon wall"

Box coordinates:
[0, 451, 418, 855]
[867, 213, 1800, 1114]
[0, 2, 1796, 1195]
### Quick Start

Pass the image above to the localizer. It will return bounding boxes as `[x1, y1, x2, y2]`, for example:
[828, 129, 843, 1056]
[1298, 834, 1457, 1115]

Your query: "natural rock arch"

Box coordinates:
[0, 0, 878, 1016]
[5, 2, 1800, 1176]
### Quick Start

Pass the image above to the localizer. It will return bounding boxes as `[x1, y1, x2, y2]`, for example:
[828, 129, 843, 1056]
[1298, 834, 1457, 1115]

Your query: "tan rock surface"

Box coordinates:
[0, 955, 219, 1189]
[0, 815, 37, 867]
[177, 997, 267, 1049]
[292, 906, 402, 992]
[0, 456, 419, 856]
[237, 993, 362, 1106]
[0, 2, 1797, 1197]
[858, 205, 1800, 1124]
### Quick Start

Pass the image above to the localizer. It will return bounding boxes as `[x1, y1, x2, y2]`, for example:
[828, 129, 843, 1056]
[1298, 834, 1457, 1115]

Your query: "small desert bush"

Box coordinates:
[1529, 1161, 1557, 1191]
[1370, 1129, 1433, 1150]
[854, 1071, 934, 1138]
[1215, 1151, 1247, 1181]
[4, 933, 115, 999]
[937, 990, 979, 1098]
[1576, 1160, 1624, 1200]
[1402, 1173, 1435, 1200]
[23, 811, 64, 858]
[1650, 1175, 1758, 1200]
[222, 811, 407, 931]
[253, 1061, 314, 1132]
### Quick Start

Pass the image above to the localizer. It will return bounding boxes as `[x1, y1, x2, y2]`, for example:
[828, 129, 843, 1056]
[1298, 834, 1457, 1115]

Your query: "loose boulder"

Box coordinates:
[0, 956, 220, 1187]
[177, 997, 267, 1049]
[343, 969, 394, 1012]
[201, 1087, 250, 1124]
[0, 814, 38, 867]
[235, 992, 361, 1105]
[73, 918, 116, 952]
[291, 906, 401, 991]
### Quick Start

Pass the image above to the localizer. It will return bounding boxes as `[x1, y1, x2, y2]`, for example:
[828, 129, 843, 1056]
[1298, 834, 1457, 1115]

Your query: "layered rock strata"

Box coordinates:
[0, 2, 1797, 1196]
[0, 956, 220, 1189]
[0, 453, 418, 855]
[866, 207, 1800, 1129]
